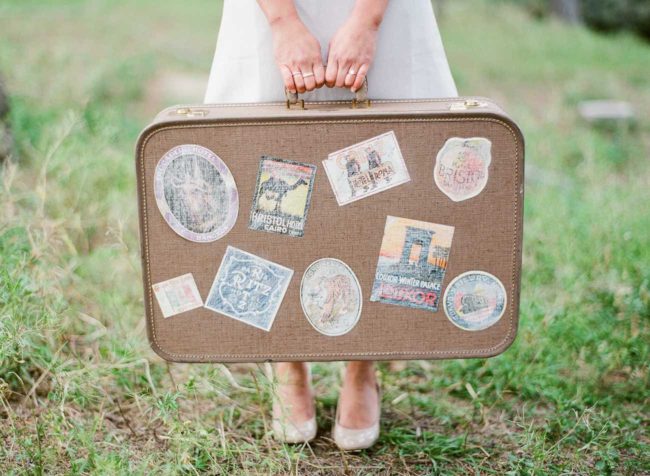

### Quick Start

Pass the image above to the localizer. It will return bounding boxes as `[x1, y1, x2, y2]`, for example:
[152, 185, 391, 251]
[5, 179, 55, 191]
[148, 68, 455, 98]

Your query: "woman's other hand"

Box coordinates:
[325, 0, 388, 92]
[258, 1, 325, 94]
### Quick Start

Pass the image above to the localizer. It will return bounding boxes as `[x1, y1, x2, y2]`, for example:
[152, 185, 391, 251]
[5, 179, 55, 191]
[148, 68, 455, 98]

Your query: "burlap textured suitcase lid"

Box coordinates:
[136, 97, 524, 363]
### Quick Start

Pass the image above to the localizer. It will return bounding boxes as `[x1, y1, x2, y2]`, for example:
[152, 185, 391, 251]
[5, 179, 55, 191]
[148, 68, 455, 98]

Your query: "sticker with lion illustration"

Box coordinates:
[300, 258, 362, 336]
[434, 137, 492, 202]
[154, 144, 238, 242]
[249, 156, 316, 237]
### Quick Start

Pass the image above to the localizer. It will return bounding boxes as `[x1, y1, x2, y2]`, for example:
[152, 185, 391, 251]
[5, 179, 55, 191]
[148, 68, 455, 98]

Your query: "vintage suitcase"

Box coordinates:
[135, 90, 524, 363]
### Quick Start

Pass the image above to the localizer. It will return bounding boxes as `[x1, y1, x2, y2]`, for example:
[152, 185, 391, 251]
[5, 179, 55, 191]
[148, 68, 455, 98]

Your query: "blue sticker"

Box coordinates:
[205, 246, 293, 331]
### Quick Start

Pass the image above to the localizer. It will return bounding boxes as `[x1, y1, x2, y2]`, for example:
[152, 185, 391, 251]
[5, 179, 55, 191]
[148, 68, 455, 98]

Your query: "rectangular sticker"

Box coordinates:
[152, 273, 203, 318]
[370, 216, 454, 312]
[205, 246, 293, 332]
[249, 156, 316, 237]
[323, 131, 410, 206]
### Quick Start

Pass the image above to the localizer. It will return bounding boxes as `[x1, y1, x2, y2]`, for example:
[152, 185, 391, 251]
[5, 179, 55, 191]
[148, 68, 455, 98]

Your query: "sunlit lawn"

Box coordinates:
[1, 0, 649, 474]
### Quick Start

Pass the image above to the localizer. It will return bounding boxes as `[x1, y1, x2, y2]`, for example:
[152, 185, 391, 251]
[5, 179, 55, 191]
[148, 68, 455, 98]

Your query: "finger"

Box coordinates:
[301, 63, 316, 92]
[325, 59, 338, 88]
[280, 64, 297, 93]
[313, 63, 325, 88]
[291, 65, 306, 93]
[351, 63, 369, 92]
[335, 60, 351, 88]
[344, 63, 360, 88]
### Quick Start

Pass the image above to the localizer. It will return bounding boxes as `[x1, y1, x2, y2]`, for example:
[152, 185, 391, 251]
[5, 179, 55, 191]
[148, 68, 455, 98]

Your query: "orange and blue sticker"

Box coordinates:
[370, 216, 454, 312]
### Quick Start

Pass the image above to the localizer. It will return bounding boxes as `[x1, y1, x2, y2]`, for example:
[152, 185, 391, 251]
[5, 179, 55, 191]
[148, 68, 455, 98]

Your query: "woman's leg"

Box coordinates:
[273, 361, 315, 422]
[337, 361, 380, 428]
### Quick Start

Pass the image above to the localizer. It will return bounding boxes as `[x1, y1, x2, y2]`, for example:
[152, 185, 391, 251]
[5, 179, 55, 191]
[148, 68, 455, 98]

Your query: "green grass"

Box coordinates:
[1, 0, 649, 474]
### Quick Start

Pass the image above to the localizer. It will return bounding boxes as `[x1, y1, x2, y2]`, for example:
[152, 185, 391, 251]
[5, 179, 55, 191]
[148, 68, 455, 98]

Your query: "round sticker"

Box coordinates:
[154, 144, 238, 242]
[443, 271, 507, 331]
[434, 137, 492, 202]
[300, 258, 362, 336]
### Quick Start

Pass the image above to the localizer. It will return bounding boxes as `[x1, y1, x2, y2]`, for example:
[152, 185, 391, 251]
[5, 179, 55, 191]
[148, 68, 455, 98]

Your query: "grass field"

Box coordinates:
[1, 0, 649, 474]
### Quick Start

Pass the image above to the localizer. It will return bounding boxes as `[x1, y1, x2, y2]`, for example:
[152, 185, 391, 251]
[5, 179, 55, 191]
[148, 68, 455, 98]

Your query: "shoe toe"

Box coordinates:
[272, 415, 317, 444]
[332, 422, 379, 451]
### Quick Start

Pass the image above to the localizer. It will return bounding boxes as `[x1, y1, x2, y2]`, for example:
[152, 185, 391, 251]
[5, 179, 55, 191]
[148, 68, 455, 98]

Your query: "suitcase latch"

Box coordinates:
[449, 100, 488, 111]
[174, 108, 209, 117]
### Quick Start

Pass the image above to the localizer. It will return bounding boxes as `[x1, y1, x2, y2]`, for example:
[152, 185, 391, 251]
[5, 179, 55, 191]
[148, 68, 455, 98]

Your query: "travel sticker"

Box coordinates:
[370, 216, 454, 312]
[204, 246, 293, 331]
[152, 273, 203, 318]
[323, 131, 410, 206]
[434, 137, 492, 202]
[300, 258, 362, 336]
[248, 156, 316, 237]
[154, 144, 238, 242]
[443, 271, 507, 331]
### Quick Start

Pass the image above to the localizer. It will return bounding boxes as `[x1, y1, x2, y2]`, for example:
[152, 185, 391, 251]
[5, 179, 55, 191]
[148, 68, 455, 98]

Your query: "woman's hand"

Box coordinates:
[269, 16, 325, 94]
[325, 2, 386, 93]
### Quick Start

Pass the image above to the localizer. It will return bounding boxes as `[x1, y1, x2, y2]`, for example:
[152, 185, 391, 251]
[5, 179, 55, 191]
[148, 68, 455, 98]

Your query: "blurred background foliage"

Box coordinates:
[509, 0, 650, 39]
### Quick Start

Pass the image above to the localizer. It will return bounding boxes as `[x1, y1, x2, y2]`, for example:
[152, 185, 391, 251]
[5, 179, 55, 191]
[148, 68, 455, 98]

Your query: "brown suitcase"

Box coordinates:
[135, 93, 524, 363]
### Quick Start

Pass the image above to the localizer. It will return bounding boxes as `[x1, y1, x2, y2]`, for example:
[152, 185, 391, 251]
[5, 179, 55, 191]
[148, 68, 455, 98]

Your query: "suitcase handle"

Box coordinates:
[285, 79, 370, 110]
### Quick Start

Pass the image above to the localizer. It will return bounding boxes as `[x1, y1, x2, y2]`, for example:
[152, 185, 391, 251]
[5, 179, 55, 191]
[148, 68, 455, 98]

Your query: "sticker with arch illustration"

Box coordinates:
[370, 216, 454, 312]
[154, 144, 238, 243]
[300, 258, 362, 336]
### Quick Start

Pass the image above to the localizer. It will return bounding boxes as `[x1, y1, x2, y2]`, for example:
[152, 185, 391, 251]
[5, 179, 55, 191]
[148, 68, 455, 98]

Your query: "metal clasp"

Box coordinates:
[174, 108, 209, 117]
[449, 100, 488, 111]
[352, 98, 371, 109]
[286, 98, 305, 110]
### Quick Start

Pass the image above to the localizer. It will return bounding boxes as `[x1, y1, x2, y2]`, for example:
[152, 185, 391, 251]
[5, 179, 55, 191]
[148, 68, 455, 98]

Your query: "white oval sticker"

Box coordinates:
[434, 137, 492, 202]
[300, 258, 362, 336]
[154, 144, 238, 242]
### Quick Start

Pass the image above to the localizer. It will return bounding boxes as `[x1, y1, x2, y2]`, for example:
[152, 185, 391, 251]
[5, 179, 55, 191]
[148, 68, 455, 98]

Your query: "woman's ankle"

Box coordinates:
[343, 361, 376, 387]
[272, 362, 315, 423]
[274, 361, 311, 387]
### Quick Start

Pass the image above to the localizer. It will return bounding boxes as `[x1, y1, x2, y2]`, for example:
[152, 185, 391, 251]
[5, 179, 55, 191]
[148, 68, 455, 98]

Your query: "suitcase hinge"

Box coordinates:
[286, 99, 305, 110]
[352, 98, 371, 109]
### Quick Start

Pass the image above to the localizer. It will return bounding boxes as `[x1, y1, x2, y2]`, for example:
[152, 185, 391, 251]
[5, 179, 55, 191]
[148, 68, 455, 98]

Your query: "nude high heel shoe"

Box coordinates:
[332, 381, 381, 451]
[271, 366, 317, 444]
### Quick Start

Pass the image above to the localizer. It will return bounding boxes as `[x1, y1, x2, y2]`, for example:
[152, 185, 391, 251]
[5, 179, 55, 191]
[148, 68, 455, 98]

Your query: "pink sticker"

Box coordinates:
[434, 137, 492, 202]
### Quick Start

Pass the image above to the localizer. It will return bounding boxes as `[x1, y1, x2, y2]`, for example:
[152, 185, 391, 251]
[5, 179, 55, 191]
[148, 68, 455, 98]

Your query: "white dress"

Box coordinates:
[204, 0, 458, 103]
